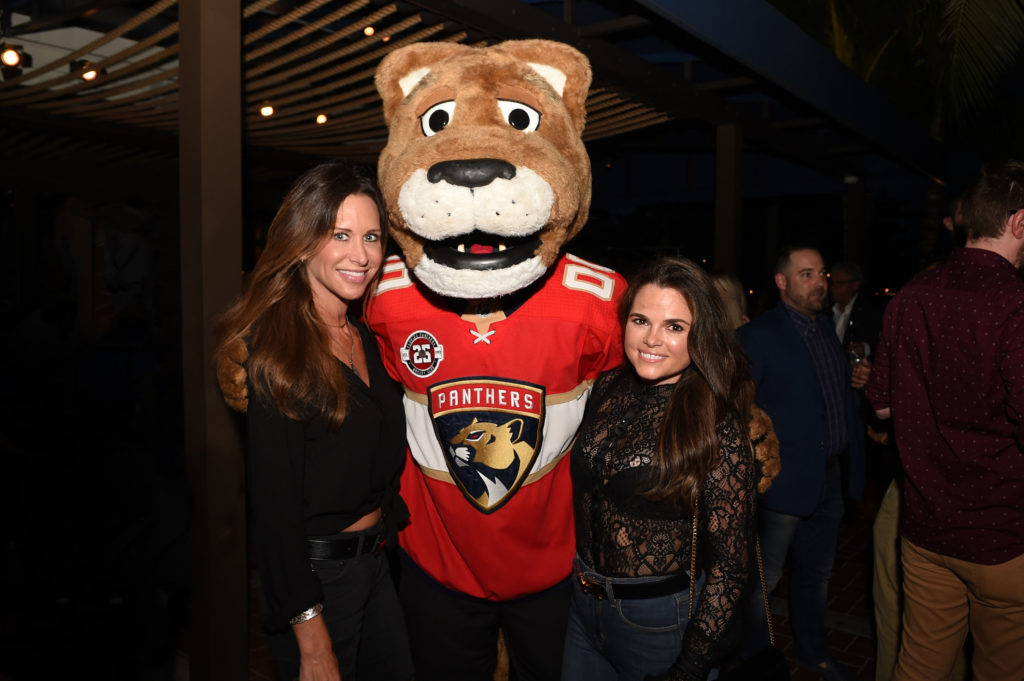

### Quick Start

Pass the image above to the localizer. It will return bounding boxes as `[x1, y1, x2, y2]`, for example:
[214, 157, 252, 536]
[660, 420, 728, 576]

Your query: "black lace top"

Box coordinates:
[571, 366, 756, 679]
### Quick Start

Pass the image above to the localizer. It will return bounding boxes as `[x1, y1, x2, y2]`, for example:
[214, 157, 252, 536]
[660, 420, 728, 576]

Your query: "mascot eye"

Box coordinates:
[420, 100, 456, 136]
[497, 100, 541, 132]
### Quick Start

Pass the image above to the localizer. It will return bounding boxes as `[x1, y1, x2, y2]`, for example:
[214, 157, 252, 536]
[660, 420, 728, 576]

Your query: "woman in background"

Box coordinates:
[711, 273, 750, 330]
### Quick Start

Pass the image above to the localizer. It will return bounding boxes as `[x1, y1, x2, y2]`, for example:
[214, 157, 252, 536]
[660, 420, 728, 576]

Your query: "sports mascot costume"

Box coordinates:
[221, 39, 779, 681]
[367, 40, 622, 681]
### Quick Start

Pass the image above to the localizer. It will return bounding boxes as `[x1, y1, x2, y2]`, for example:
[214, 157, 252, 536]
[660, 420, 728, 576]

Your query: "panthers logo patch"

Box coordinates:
[429, 377, 545, 513]
[400, 330, 444, 377]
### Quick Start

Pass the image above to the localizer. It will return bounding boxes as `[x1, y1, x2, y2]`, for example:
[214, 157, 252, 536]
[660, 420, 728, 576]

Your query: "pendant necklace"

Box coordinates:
[328, 321, 357, 374]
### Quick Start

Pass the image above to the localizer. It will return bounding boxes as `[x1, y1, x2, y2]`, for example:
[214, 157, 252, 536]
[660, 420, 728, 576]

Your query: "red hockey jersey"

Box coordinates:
[365, 252, 624, 600]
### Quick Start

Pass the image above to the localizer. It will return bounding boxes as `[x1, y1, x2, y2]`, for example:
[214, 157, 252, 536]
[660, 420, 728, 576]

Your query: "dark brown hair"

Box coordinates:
[961, 159, 1024, 241]
[214, 160, 387, 429]
[619, 257, 756, 509]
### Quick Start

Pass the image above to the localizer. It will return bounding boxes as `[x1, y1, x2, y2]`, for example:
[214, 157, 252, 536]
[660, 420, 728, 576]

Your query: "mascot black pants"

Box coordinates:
[398, 555, 571, 681]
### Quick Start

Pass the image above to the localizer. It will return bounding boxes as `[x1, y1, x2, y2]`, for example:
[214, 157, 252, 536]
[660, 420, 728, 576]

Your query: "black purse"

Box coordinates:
[716, 535, 791, 681]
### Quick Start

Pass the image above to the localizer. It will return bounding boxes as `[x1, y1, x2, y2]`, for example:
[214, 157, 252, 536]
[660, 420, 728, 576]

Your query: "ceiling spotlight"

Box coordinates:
[381, 35, 390, 43]
[260, 101, 274, 117]
[363, 25, 375, 37]
[70, 59, 103, 81]
[315, 113, 327, 125]
[1, 43, 31, 70]
[2, 44, 20, 67]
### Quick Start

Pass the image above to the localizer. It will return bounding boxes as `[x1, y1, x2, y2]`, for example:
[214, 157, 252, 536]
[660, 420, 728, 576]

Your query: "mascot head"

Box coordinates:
[375, 39, 592, 299]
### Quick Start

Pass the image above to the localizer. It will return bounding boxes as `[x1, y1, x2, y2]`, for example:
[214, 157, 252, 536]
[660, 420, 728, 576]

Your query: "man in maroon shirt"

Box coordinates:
[866, 159, 1024, 681]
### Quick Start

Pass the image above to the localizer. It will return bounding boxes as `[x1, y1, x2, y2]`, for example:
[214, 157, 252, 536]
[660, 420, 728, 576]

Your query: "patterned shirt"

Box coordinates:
[784, 302, 850, 459]
[866, 247, 1024, 564]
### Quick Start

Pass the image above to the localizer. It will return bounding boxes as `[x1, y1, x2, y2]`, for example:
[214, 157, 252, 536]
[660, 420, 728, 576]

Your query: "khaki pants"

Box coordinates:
[873, 483, 969, 681]
[872, 481, 902, 681]
[893, 538, 1024, 681]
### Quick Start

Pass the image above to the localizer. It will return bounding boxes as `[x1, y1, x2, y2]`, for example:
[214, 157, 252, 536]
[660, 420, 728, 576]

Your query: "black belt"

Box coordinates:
[307, 533, 386, 560]
[575, 570, 690, 600]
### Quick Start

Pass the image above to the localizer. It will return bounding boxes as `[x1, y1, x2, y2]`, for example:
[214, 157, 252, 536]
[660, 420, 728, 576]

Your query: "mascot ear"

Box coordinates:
[375, 42, 465, 125]
[493, 40, 591, 135]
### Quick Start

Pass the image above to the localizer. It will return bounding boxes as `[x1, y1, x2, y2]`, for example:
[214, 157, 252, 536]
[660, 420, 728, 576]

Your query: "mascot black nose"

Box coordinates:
[427, 159, 516, 188]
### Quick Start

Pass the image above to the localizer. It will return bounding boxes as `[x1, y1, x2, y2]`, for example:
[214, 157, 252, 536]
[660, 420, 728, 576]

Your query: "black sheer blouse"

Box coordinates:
[571, 366, 756, 677]
[246, 319, 409, 631]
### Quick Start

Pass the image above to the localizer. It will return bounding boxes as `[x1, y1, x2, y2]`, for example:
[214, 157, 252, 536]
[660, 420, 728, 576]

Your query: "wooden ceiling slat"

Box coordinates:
[0, 1, 724, 173]
[247, 1, 385, 61]
[6, 24, 180, 106]
[247, 83, 382, 131]
[245, 25, 455, 114]
[244, 0, 344, 46]
[0, 0, 178, 90]
[57, 83, 179, 120]
[41, 52, 181, 114]
[246, 9, 416, 91]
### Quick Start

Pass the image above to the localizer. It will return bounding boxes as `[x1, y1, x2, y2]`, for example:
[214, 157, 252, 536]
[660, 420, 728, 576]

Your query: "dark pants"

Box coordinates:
[398, 555, 571, 681]
[267, 549, 413, 681]
[741, 464, 845, 666]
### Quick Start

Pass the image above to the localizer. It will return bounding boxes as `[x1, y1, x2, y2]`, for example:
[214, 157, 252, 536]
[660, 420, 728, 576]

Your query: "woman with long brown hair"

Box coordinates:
[214, 160, 412, 681]
[562, 256, 758, 681]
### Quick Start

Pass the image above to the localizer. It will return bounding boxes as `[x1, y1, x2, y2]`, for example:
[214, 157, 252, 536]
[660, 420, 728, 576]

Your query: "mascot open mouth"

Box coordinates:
[425, 232, 542, 271]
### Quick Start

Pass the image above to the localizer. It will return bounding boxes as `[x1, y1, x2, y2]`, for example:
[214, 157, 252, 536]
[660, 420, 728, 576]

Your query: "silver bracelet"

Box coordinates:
[288, 603, 323, 625]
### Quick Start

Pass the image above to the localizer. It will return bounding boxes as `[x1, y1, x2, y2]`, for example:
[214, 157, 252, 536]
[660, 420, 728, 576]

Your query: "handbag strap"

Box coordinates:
[754, 533, 776, 647]
[687, 505, 775, 648]
[687, 442, 776, 649]
[688, 504, 697, 618]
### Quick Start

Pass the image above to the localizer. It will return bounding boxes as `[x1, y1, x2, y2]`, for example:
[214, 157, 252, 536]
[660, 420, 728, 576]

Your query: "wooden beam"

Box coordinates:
[178, 1, 247, 679]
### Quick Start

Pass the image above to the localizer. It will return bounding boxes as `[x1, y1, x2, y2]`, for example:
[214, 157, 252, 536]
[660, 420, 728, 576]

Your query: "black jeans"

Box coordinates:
[398, 555, 571, 681]
[267, 548, 412, 681]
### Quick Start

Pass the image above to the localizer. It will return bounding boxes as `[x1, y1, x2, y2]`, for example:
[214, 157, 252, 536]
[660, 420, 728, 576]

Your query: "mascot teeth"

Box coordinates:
[454, 243, 506, 253]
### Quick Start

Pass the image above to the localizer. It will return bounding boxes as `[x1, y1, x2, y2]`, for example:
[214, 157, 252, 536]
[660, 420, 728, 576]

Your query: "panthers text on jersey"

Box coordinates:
[366, 252, 625, 600]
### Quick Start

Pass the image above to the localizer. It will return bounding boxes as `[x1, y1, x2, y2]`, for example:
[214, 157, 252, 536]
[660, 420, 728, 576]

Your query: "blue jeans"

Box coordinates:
[562, 559, 714, 681]
[742, 464, 845, 665]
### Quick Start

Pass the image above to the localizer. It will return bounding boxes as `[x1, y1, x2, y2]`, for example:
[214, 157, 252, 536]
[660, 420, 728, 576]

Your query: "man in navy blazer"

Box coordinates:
[737, 246, 866, 681]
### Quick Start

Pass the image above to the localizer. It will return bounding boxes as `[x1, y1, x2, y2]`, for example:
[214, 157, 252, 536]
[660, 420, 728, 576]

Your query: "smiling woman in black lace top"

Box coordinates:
[562, 257, 758, 681]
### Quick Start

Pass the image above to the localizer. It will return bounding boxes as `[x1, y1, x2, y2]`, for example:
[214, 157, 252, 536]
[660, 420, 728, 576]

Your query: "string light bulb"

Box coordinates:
[260, 101, 274, 117]
[315, 113, 327, 125]
[363, 26, 375, 37]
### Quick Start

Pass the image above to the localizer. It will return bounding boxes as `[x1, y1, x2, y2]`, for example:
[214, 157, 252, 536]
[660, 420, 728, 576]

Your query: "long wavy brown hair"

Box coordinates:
[620, 257, 756, 509]
[214, 160, 388, 429]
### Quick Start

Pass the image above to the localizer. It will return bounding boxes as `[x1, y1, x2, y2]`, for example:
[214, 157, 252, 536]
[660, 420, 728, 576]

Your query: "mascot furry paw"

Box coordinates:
[750, 405, 781, 493]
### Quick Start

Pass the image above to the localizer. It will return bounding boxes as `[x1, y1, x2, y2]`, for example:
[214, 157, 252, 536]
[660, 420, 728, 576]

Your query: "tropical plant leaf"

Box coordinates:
[829, 0, 857, 68]
[940, 0, 1024, 126]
